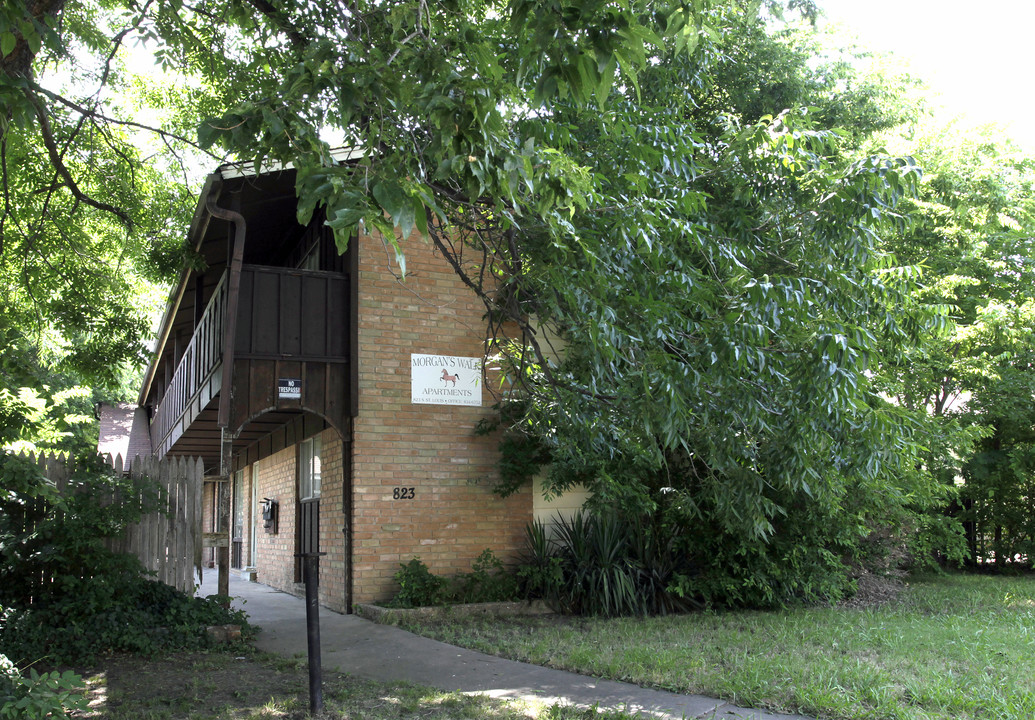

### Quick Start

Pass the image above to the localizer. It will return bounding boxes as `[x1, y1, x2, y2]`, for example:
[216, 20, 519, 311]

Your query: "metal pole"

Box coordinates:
[300, 552, 326, 715]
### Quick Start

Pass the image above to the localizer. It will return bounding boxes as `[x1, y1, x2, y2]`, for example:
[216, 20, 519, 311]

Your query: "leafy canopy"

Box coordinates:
[2, 0, 971, 601]
[873, 121, 1035, 567]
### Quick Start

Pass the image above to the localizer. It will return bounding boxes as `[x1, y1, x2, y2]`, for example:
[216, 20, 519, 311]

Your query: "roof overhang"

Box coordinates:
[137, 149, 364, 407]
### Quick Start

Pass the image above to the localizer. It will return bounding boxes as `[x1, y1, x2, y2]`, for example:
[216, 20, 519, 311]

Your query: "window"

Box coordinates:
[299, 242, 320, 271]
[299, 436, 322, 500]
[231, 469, 244, 569]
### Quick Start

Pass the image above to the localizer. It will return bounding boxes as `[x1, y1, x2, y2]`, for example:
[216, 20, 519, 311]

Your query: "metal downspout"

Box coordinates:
[206, 191, 246, 601]
[206, 192, 247, 472]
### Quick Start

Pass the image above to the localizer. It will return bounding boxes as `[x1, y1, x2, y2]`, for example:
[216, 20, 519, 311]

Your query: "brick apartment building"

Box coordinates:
[99, 159, 584, 612]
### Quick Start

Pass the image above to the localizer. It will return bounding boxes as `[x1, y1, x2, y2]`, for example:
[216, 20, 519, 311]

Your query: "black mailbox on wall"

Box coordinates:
[260, 497, 279, 534]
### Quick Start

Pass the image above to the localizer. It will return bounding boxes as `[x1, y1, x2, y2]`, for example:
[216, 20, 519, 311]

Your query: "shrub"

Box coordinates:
[388, 557, 448, 608]
[517, 519, 564, 600]
[519, 511, 698, 617]
[1, 576, 252, 666]
[0, 452, 253, 665]
[451, 549, 519, 603]
[906, 512, 968, 572]
[554, 511, 638, 616]
[626, 513, 702, 614]
[388, 551, 522, 607]
[0, 654, 88, 720]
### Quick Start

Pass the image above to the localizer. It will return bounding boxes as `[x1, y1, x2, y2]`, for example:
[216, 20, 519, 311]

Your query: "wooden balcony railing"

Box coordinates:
[150, 265, 349, 459]
[152, 271, 228, 455]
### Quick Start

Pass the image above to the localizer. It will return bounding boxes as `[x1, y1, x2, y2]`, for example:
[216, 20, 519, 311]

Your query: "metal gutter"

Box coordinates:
[206, 192, 246, 431]
[216, 146, 363, 179]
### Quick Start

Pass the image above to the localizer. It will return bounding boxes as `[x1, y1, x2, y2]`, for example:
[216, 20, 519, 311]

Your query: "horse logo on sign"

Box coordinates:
[440, 368, 459, 387]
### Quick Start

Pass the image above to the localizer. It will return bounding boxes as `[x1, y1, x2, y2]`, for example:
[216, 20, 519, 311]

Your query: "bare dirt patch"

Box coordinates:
[75, 651, 310, 719]
[839, 571, 907, 609]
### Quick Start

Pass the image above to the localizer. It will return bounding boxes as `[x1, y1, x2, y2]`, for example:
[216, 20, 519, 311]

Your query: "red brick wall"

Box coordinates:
[252, 446, 297, 591]
[244, 428, 349, 611]
[315, 429, 347, 610]
[350, 230, 532, 605]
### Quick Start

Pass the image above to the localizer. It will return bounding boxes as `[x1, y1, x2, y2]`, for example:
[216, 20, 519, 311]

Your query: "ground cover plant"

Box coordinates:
[398, 573, 1035, 720]
[0, 454, 252, 668]
[387, 550, 520, 608]
[70, 649, 641, 720]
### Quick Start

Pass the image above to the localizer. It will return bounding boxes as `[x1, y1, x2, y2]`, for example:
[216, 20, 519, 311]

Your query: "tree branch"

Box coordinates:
[21, 86, 133, 227]
[0, 0, 68, 82]
[240, 0, 309, 50]
[28, 81, 220, 157]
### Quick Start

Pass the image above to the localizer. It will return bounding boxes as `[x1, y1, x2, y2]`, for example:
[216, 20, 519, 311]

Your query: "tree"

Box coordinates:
[874, 122, 1035, 568]
[470, 17, 944, 604]
[1, 1, 211, 450]
[4, 0, 950, 603]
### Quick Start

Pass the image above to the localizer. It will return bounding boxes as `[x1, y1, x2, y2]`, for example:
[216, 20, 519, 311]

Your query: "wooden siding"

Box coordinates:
[227, 265, 349, 437]
[235, 265, 348, 361]
[149, 265, 350, 465]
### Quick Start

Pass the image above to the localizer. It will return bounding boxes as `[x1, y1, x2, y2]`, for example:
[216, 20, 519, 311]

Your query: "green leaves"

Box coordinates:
[0, 4, 61, 60]
[509, 0, 671, 106]
[372, 179, 417, 240]
[868, 122, 1035, 567]
[0, 456, 254, 666]
[0, 662, 89, 720]
[486, 37, 939, 570]
[5, 0, 989, 602]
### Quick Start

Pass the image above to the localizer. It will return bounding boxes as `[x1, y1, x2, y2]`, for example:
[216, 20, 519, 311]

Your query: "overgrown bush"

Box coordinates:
[516, 519, 564, 600]
[0, 452, 252, 666]
[451, 549, 519, 603]
[520, 496, 914, 615]
[388, 551, 521, 608]
[507, 413, 971, 612]
[906, 512, 968, 572]
[388, 557, 449, 608]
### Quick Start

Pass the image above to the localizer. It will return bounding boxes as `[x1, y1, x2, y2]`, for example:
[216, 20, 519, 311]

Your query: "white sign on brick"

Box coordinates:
[411, 354, 483, 407]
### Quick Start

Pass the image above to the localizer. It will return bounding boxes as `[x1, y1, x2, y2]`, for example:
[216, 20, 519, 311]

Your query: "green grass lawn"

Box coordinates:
[397, 573, 1035, 720]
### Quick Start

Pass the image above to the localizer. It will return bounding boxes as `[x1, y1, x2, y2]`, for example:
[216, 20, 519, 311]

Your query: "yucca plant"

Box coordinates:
[517, 519, 563, 602]
[520, 509, 700, 617]
[553, 511, 641, 616]
[626, 514, 701, 614]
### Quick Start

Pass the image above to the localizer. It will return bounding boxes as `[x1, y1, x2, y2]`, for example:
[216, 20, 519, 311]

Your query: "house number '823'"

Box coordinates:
[392, 487, 415, 500]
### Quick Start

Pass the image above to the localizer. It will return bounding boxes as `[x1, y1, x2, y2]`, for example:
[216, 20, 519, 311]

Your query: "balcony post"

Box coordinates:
[217, 433, 233, 601]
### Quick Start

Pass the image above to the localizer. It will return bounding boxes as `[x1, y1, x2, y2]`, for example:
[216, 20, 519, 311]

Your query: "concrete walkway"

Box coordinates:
[198, 569, 813, 720]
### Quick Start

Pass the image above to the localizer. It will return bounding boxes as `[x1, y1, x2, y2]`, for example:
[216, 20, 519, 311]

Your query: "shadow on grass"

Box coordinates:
[73, 650, 636, 720]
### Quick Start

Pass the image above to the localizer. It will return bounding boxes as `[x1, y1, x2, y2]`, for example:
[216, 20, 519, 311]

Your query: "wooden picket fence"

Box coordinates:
[11, 451, 204, 594]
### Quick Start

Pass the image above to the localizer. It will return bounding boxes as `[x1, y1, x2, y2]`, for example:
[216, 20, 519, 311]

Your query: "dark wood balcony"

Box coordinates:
[151, 271, 228, 458]
[150, 264, 349, 467]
